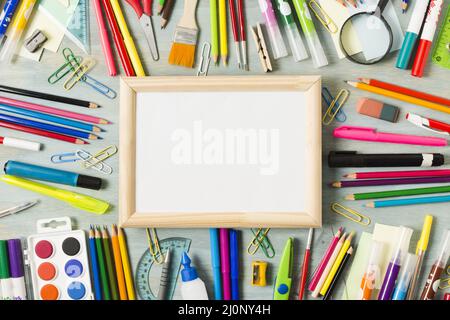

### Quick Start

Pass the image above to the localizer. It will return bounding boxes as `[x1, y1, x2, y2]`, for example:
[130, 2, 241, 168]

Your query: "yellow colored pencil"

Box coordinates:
[218, 0, 228, 65]
[345, 81, 450, 115]
[110, 0, 146, 76]
[118, 227, 136, 300]
[111, 225, 128, 300]
[320, 232, 354, 296]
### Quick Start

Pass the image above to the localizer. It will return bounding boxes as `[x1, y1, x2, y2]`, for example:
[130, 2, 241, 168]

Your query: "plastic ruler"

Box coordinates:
[432, 6, 450, 70]
[66, 0, 90, 54]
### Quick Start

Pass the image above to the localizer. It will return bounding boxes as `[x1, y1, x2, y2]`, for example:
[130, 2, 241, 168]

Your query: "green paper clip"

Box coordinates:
[248, 228, 275, 258]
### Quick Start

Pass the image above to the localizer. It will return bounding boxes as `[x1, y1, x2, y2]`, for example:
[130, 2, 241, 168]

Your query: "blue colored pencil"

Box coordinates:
[0, 113, 100, 140]
[89, 226, 102, 300]
[367, 195, 450, 208]
[0, 104, 102, 132]
[209, 228, 223, 300]
[229, 229, 239, 300]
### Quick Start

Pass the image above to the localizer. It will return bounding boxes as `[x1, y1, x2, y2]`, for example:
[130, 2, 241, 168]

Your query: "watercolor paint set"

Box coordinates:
[25, 217, 93, 300]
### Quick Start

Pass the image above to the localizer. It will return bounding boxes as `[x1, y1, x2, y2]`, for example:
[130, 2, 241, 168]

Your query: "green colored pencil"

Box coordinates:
[102, 226, 119, 300]
[158, 0, 166, 14]
[346, 185, 450, 201]
[210, 0, 219, 64]
[95, 226, 111, 300]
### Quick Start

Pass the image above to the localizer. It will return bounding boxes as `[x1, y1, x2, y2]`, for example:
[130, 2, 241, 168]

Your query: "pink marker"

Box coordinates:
[334, 126, 447, 147]
[219, 228, 231, 300]
[257, 0, 288, 59]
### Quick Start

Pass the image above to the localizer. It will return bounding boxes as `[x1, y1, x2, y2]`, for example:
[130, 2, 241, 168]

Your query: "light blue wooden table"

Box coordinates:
[0, 0, 448, 300]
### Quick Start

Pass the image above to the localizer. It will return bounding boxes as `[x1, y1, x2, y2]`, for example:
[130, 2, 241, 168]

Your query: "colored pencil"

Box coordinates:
[94, 0, 117, 76]
[111, 225, 128, 300]
[345, 170, 450, 180]
[219, 0, 228, 65]
[333, 176, 450, 188]
[89, 226, 102, 300]
[345, 81, 450, 115]
[323, 247, 353, 300]
[0, 85, 99, 109]
[102, 0, 135, 77]
[118, 227, 135, 300]
[0, 96, 109, 124]
[366, 195, 450, 208]
[309, 227, 343, 291]
[210, 0, 219, 64]
[348, 185, 450, 200]
[95, 226, 111, 300]
[102, 226, 119, 300]
[158, 0, 167, 14]
[160, 0, 175, 29]
[0, 104, 102, 132]
[0, 113, 99, 140]
[298, 228, 313, 300]
[359, 78, 450, 108]
[0, 120, 87, 144]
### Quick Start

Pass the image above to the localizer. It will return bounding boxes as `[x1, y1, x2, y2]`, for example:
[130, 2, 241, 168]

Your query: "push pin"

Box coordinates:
[25, 30, 47, 53]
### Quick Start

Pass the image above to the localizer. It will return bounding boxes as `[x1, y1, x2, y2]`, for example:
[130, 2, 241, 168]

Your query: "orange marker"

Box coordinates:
[360, 240, 385, 300]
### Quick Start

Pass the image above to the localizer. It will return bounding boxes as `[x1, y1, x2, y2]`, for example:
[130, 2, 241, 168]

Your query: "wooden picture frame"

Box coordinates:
[119, 76, 322, 228]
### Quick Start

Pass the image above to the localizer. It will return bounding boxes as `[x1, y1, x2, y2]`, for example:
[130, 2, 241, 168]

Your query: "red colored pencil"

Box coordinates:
[359, 78, 450, 108]
[0, 120, 88, 144]
[345, 169, 450, 180]
[298, 228, 313, 300]
[102, 0, 135, 77]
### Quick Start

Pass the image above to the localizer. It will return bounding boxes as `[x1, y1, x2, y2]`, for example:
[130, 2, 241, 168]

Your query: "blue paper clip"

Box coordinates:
[322, 87, 347, 123]
[51, 153, 80, 164]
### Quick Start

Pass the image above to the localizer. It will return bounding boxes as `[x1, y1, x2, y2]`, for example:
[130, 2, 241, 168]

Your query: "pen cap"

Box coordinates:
[328, 151, 357, 167]
[181, 252, 199, 282]
[435, 229, 450, 266]
[391, 226, 413, 265]
[416, 215, 433, 254]
[0, 240, 9, 278]
[7, 239, 24, 278]
[2, 137, 41, 151]
[284, 24, 308, 62]
[364, 240, 385, 288]
[266, 23, 288, 59]
[304, 31, 328, 68]
[77, 174, 103, 190]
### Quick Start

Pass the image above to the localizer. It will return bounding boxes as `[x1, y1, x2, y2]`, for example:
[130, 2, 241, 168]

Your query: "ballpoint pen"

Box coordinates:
[157, 249, 171, 300]
[230, 229, 239, 300]
[407, 113, 450, 135]
[298, 228, 313, 300]
[274, 238, 293, 300]
[0, 0, 20, 46]
[209, 228, 222, 300]
[0, 200, 38, 219]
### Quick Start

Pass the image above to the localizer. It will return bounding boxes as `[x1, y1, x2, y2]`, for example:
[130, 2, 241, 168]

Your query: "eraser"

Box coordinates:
[356, 98, 400, 123]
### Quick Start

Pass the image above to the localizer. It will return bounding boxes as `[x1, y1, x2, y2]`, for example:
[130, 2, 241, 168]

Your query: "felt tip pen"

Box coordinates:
[219, 228, 231, 300]
[209, 228, 222, 300]
[392, 253, 418, 300]
[333, 126, 448, 146]
[396, 0, 430, 69]
[360, 240, 384, 300]
[0, 175, 109, 214]
[7, 239, 27, 300]
[412, 0, 444, 77]
[0, 0, 37, 63]
[4, 161, 102, 190]
[292, 0, 328, 68]
[0, 240, 13, 300]
[229, 229, 239, 300]
[0, 0, 20, 42]
[258, 0, 288, 59]
[274, 0, 308, 62]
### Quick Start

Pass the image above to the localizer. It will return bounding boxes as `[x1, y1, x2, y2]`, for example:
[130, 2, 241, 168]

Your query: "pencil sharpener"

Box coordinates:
[25, 30, 48, 53]
[252, 261, 268, 286]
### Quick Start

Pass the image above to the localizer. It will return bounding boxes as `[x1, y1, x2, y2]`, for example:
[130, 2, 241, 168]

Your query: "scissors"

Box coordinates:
[125, 0, 159, 61]
[273, 237, 293, 300]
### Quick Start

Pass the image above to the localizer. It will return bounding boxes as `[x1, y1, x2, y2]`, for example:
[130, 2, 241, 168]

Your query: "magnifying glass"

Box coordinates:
[340, 0, 393, 65]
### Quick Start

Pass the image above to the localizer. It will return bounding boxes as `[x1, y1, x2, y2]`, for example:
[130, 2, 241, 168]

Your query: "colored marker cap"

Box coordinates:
[76, 174, 102, 190]
[0, 240, 10, 279]
[181, 252, 198, 282]
[7, 239, 24, 278]
[416, 215, 433, 253]
[396, 32, 418, 70]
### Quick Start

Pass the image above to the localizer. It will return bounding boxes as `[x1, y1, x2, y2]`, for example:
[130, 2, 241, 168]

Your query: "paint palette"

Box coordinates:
[26, 217, 93, 300]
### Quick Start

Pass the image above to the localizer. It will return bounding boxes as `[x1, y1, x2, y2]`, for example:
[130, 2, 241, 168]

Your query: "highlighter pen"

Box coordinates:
[392, 253, 418, 300]
[7, 239, 27, 300]
[412, 0, 444, 77]
[274, 0, 308, 62]
[396, 0, 430, 69]
[0, 0, 37, 63]
[229, 229, 239, 300]
[407, 215, 433, 300]
[0, 175, 109, 214]
[292, 0, 328, 68]
[209, 228, 222, 300]
[219, 228, 231, 300]
[4, 161, 102, 190]
[378, 226, 413, 300]
[0, 0, 20, 44]
[258, 0, 288, 59]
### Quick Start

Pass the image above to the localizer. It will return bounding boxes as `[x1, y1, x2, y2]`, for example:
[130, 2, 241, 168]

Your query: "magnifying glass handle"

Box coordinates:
[378, 0, 390, 13]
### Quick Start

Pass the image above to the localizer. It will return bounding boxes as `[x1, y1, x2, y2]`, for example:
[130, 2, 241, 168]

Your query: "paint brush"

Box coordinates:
[168, 0, 199, 68]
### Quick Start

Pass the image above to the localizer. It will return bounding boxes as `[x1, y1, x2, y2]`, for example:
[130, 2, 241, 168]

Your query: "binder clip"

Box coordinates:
[251, 24, 272, 73]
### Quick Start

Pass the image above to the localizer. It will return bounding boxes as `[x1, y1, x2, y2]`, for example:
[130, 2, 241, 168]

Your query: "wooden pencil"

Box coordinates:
[219, 0, 228, 65]
[102, 226, 119, 300]
[345, 170, 450, 180]
[160, 0, 175, 29]
[323, 247, 353, 300]
[95, 226, 111, 300]
[118, 227, 136, 300]
[347, 185, 450, 201]
[111, 224, 128, 300]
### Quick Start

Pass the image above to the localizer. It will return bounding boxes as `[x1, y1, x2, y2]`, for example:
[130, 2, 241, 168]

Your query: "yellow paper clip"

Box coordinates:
[82, 145, 118, 169]
[322, 89, 349, 125]
[252, 261, 268, 286]
[247, 228, 274, 257]
[64, 58, 96, 91]
[331, 202, 371, 226]
[48, 55, 82, 84]
[308, 0, 338, 34]
[146, 228, 164, 264]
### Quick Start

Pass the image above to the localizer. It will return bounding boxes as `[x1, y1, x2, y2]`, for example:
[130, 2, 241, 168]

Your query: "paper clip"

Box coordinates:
[82, 145, 118, 169]
[76, 150, 113, 175]
[247, 228, 275, 258]
[331, 202, 371, 226]
[197, 42, 211, 76]
[82, 75, 117, 99]
[64, 58, 96, 91]
[48, 55, 82, 84]
[51, 153, 80, 164]
[308, 0, 338, 34]
[146, 228, 164, 264]
[322, 89, 350, 125]
[322, 87, 346, 123]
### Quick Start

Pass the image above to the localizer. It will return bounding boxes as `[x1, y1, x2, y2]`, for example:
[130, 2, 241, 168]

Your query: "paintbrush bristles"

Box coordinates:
[169, 43, 196, 68]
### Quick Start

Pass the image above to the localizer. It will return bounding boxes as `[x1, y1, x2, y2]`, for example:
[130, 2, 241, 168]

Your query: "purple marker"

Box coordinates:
[219, 228, 231, 300]
[7, 239, 27, 300]
[378, 227, 413, 300]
